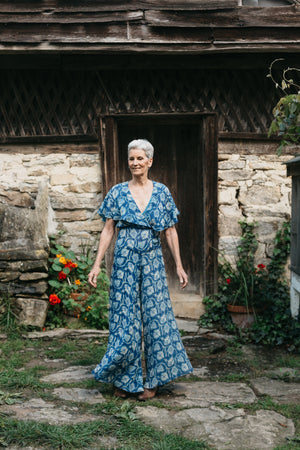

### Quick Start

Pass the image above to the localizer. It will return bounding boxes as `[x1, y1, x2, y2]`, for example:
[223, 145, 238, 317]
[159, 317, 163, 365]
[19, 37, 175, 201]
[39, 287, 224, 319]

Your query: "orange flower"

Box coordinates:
[75, 279, 81, 285]
[56, 254, 62, 258]
[59, 256, 67, 265]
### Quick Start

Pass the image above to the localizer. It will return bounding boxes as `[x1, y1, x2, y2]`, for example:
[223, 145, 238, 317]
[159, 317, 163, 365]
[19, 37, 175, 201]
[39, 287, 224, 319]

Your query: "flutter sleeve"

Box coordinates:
[98, 186, 121, 222]
[161, 186, 180, 229]
[147, 184, 179, 231]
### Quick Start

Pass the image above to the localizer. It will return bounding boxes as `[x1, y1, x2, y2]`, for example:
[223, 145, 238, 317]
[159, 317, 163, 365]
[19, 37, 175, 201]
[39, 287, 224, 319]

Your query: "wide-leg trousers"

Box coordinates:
[92, 227, 193, 393]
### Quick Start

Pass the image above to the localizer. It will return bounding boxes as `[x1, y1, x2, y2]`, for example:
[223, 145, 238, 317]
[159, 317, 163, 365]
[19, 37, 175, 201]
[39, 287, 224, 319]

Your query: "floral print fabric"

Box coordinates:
[92, 181, 193, 392]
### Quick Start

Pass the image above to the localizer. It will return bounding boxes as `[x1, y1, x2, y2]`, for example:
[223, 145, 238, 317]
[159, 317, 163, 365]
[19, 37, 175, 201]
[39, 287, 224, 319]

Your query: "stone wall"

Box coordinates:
[0, 144, 102, 327]
[0, 144, 103, 255]
[0, 141, 294, 326]
[218, 141, 293, 265]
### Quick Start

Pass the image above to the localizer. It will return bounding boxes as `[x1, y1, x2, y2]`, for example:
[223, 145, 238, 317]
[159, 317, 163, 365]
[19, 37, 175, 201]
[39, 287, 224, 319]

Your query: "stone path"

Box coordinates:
[1, 320, 299, 450]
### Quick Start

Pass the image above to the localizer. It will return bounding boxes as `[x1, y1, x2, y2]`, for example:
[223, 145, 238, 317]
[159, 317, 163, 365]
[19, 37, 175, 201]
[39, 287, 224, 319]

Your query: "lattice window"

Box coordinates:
[0, 68, 283, 139]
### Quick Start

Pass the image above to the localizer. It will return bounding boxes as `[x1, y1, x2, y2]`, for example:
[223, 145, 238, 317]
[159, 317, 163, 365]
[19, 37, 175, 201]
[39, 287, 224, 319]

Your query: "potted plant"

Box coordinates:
[267, 59, 300, 156]
[218, 221, 272, 329]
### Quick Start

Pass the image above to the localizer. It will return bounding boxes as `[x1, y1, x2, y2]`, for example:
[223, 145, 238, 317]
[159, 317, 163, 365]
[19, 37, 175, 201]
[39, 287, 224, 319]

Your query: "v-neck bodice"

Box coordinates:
[98, 181, 179, 232]
[126, 181, 154, 215]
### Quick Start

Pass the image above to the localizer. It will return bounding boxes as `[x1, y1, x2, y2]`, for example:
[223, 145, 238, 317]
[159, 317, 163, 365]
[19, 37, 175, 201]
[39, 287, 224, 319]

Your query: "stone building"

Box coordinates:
[0, 0, 299, 323]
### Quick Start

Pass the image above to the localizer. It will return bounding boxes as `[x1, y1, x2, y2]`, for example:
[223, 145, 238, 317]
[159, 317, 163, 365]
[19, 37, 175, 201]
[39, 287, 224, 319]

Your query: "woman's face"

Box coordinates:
[128, 148, 153, 177]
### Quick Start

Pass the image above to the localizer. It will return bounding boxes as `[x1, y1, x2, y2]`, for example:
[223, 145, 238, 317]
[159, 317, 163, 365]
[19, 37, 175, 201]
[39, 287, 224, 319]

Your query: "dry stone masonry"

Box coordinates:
[218, 141, 293, 265]
[0, 142, 294, 326]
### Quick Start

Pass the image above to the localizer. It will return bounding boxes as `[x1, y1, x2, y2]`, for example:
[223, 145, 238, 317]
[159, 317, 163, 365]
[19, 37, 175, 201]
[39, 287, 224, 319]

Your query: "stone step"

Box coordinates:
[170, 291, 205, 320]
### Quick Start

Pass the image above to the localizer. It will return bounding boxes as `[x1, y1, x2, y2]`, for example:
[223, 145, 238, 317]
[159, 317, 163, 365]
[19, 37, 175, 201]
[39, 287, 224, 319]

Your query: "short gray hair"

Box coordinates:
[128, 139, 154, 159]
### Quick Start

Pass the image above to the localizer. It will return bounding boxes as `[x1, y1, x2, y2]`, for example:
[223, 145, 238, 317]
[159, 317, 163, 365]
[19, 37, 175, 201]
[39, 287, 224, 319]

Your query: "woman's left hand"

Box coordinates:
[177, 266, 188, 289]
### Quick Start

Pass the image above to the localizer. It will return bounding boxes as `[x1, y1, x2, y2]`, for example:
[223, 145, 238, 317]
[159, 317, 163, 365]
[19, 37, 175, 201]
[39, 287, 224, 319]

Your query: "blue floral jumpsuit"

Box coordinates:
[92, 181, 193, 393]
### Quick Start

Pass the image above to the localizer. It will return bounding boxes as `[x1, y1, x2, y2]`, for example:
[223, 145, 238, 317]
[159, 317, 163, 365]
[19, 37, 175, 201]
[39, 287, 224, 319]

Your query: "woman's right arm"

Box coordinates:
[88, 218, 115, 287]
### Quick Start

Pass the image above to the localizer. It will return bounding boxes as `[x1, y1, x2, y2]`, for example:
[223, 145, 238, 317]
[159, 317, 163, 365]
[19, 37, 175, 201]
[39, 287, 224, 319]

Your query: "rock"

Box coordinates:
[175, 319, 199, 333]
[159, 382, 256, 407]
[0, 271, 21, 281]
[0, 260, 48, 272]
[55, 209, 88, 222]
[0, 333, 7, 340]
[239, 185, 281, 206]
[135, 405, 294, 450]
[206, 332, 234, 341]
[0, 248, 48, 262]
[0, 398, 97, 425]
[61, 219, 103, 233]
[69, 154, 100, 168]
[185, 367, 210, 378]
[182, 336, 226, 355]
[1, 281, 48, 295]
[219, 170, 251, 181]
[250, 377, 300, 404]
[50, 173, 76, 186]
[15, 298, 48, 328]
[41, 365, 95, 383]
[25, 328, 109, 340]
[219, 160, 245, 170]
[19, 272, 48, 281]
[0, 190, 34, 208]
[219, 187, 238, 205]
[265, 367, 300, 381]
[67, 182, 101, 194]
[52, 387, 105, 404]
[50, 194, 100, 211]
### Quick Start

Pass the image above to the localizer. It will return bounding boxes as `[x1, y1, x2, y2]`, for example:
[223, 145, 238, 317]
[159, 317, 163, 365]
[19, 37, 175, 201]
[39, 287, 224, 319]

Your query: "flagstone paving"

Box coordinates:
[1, 320, 299, 449]
[135, 406, 294, 450]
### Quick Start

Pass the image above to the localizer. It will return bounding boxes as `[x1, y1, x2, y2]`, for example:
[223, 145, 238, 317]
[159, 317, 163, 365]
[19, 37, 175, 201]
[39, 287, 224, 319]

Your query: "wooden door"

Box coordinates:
[99, 114, 218, 297]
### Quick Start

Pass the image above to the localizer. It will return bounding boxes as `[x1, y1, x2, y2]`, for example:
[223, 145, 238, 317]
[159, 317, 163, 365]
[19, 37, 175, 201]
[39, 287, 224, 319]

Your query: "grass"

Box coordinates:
[0, 334, 208, 449]
[1, 330, 300, 449]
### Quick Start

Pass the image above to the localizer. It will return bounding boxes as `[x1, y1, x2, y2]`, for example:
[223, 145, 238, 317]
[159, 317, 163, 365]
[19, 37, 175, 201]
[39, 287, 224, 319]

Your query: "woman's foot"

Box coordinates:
[114, 387, 128, 398]
[137, 387, 157, 401]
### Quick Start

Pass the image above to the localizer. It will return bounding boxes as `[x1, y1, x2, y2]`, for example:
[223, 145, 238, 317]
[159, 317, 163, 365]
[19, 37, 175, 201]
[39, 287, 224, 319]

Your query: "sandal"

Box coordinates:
[114, 387, 128, 399]
[137, 387, 158, 401]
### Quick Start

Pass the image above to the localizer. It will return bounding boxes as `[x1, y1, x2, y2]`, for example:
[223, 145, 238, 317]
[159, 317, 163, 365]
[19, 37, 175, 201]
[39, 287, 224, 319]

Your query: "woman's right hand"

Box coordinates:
[88, 266, 101, 288]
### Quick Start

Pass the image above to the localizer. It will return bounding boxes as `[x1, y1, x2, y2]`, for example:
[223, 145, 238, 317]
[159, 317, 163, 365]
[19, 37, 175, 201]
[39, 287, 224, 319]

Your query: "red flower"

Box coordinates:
[58, 271, 67, 280]
[226, 278, 231, 284]
[65, 261, 77, 270]
[257, 264, 266, 270]
[49, 294, 61, 305]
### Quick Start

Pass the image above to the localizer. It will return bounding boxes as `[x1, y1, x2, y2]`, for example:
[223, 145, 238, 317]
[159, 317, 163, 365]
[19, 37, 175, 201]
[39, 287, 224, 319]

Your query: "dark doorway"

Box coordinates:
[99, 114, 218, 297]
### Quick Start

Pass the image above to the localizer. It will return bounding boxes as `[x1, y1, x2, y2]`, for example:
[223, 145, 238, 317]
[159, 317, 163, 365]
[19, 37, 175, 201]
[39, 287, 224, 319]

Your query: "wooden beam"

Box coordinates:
[0, 0, 239, 13]
[0, 11, 144, 24]
[145, 6, 300, 28]
[1, 22, 298, 45]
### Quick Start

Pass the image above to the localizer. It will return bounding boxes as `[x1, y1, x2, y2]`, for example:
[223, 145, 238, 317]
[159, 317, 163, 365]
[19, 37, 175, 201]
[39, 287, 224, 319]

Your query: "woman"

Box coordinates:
[88, 139, 193, 400]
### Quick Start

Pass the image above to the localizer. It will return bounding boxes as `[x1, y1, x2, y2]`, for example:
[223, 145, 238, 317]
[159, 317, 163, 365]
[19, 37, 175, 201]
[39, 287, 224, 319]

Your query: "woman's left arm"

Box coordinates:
[164, 225, 188, 289]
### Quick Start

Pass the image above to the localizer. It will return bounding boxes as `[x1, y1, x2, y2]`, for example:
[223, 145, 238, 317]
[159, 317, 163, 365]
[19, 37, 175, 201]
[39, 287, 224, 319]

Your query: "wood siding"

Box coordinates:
[0, 2, 298, 53]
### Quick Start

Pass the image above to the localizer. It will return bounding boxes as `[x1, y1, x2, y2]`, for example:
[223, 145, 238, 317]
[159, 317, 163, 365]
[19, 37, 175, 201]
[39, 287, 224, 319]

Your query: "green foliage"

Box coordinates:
[0, 291, 18, 334]
[46, 235, 109, 330]
[268, 94, 300, 155]
[199, 221, 300, 349]
[267, 59, 300, 155]
[217, 221, 275, 310]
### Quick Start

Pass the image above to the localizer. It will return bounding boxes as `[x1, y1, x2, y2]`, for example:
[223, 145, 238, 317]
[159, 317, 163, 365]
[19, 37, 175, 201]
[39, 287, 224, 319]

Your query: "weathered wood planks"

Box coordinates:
[0, 0, 239, 13]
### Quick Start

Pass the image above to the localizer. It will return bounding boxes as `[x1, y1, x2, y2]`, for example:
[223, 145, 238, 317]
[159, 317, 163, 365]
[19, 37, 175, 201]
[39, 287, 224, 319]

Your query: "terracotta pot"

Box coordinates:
[227, 303, 256, 329]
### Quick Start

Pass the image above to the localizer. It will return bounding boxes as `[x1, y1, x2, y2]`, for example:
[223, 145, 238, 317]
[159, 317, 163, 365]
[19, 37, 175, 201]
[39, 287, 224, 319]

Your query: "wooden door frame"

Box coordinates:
[98, 112, 218, 296]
